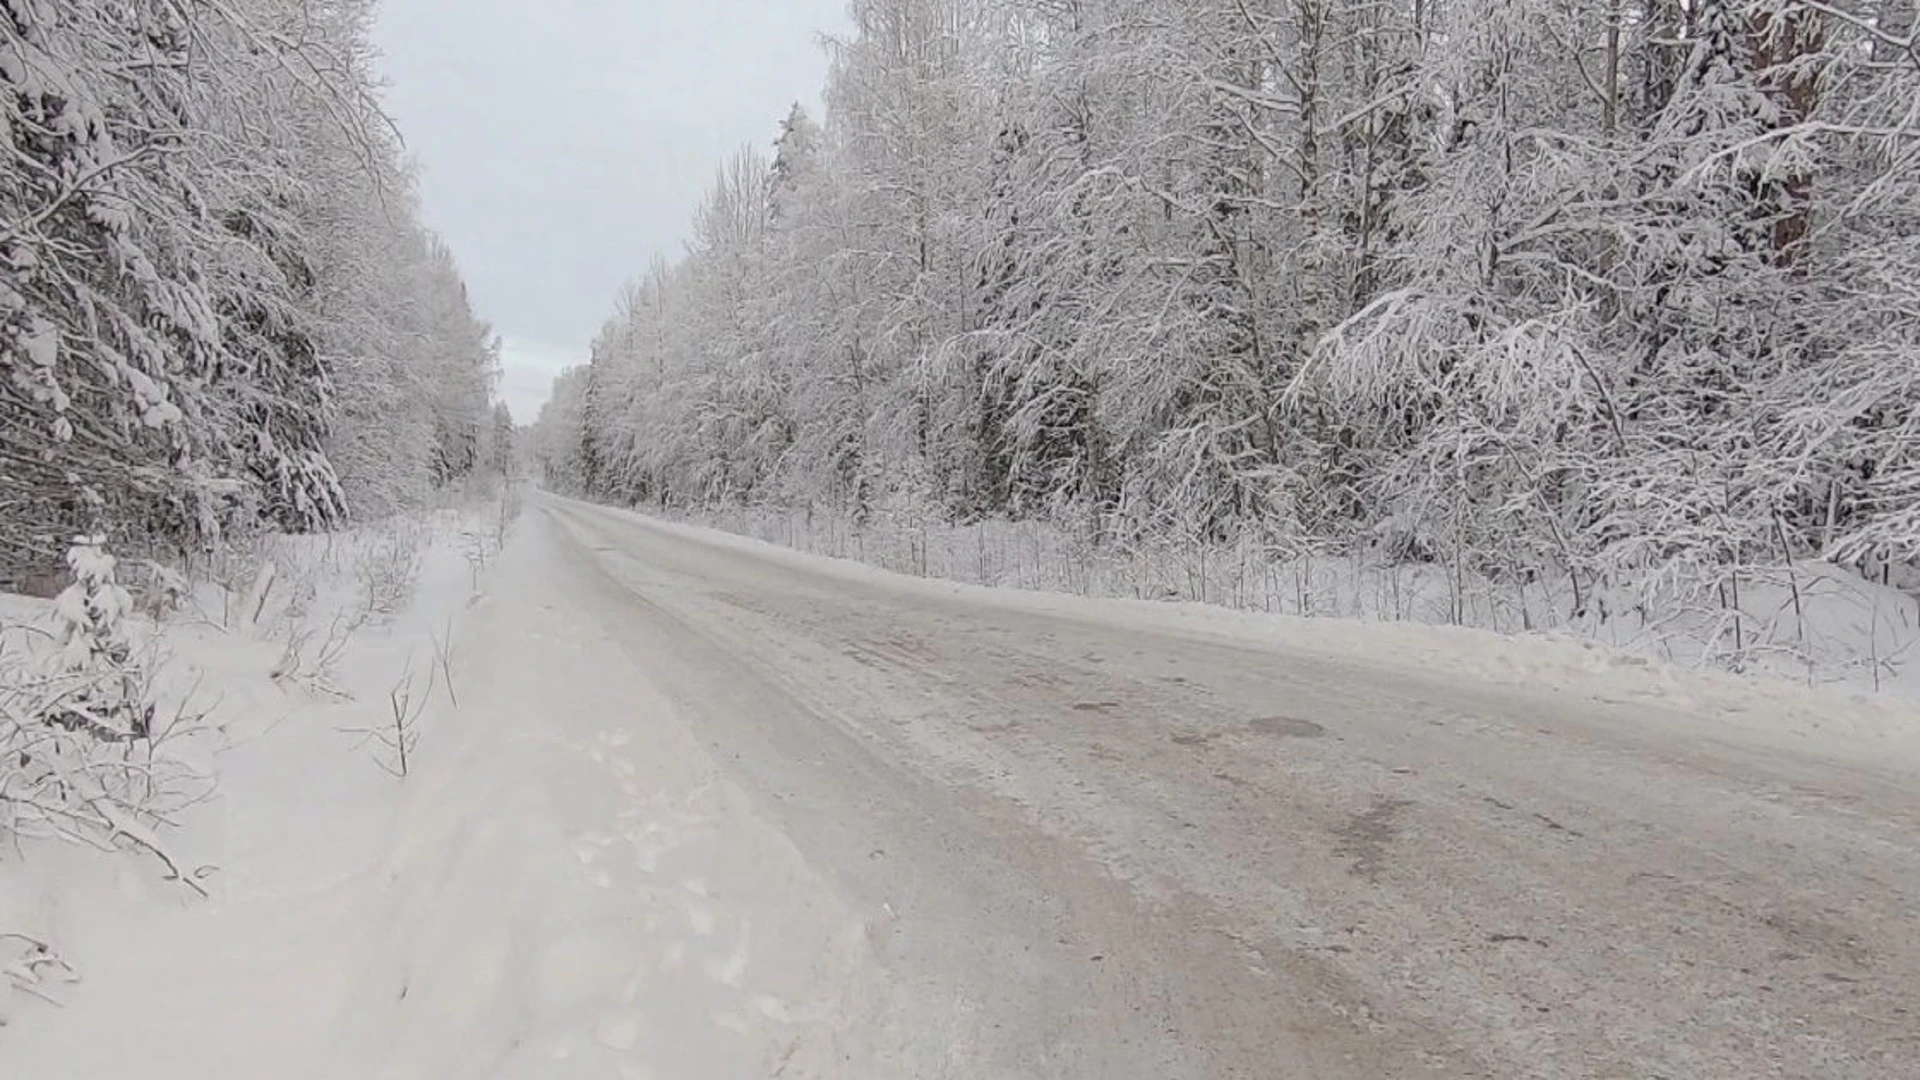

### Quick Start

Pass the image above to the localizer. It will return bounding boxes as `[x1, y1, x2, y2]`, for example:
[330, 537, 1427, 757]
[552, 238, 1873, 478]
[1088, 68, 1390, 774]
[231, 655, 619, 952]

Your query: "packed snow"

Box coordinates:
[0, 506, 891, 1078]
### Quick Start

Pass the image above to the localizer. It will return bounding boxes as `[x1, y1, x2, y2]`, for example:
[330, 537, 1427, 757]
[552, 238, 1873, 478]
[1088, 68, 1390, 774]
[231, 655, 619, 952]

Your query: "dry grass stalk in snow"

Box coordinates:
[0, 931, 75, 1016]
[456, 490, 522, 597]
[428, 617, 458, 708]
[269, 613, 361, 699]
[338, 657, 433, 780]
[355, 521, 429, 619]
[459, 529, 492, 593]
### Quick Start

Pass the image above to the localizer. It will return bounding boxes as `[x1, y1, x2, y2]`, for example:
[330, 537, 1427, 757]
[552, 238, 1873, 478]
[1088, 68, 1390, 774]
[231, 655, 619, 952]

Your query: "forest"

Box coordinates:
[2, 0, 510, 592]
[4, 5, 1919, 1072]
[535, 0, 1920, 651]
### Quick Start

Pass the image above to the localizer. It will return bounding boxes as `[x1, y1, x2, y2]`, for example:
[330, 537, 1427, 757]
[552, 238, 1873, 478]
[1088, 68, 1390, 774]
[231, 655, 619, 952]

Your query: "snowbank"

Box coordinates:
[614, 503, 1920, 774]
[1, 501, 888, 1078]
[673, 503, 1920, 702]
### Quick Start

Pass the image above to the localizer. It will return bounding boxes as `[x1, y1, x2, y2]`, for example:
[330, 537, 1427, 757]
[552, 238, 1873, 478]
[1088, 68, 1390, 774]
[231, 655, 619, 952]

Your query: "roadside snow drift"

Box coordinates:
[1, 515, 891, 1080]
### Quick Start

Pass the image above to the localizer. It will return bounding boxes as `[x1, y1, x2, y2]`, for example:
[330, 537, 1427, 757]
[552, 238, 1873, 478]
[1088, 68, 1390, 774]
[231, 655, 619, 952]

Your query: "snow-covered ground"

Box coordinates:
[686, 503, 1920, 700]
[645, 504, 1920, 776]
[2, 492, 1917, 1079]
[0, 505, 895, 1079]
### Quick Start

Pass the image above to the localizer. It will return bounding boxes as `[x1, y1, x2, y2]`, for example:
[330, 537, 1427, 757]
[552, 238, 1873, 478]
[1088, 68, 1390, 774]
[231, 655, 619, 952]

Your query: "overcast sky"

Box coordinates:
[373, 0, 850, 424]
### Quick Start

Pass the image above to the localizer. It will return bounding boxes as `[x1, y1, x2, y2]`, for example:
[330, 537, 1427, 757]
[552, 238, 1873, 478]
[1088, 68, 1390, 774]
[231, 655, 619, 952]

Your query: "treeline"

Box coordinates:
[2, 0, 508, 589]
[537, 0, 1920, 609]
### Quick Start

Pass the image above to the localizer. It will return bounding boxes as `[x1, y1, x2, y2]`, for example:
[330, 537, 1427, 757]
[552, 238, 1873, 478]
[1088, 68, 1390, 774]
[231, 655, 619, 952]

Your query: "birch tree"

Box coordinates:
[547, 0, 1920, 617]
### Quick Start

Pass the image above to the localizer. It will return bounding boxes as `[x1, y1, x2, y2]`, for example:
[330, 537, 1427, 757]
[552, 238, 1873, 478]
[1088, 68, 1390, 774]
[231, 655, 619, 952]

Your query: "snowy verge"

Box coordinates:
[570, 499, 1920, 768]
[676, 503, 1920, 698]
[319, 511, 890, 1079]
[0, 508, 489, 1061]
[0, 499, 887, 1078]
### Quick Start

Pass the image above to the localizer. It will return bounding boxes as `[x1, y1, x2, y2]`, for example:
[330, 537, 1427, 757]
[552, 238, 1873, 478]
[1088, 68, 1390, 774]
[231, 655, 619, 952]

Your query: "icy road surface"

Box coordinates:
[535, 494, 1920, 1079]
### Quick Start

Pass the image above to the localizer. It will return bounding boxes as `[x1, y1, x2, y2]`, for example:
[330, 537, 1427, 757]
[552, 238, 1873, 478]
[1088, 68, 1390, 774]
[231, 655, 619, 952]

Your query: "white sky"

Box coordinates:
[373, 0, 850, 424]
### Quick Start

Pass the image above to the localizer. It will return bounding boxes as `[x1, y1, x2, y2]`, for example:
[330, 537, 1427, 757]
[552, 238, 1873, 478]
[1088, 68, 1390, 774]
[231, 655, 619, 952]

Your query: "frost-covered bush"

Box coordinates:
[354, 521, 429, 619]
[44, 535, 147, 744]
[1, 538, 207, 887]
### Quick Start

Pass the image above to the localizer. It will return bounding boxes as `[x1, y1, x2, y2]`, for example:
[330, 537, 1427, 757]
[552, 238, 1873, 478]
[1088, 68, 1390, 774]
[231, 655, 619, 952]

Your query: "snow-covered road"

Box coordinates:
[536, 494, 1920, 1079]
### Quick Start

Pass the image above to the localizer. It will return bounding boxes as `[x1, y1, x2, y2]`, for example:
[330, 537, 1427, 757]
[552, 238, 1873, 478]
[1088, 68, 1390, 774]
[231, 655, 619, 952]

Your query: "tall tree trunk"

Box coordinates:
[1748, 2, 1827, 268]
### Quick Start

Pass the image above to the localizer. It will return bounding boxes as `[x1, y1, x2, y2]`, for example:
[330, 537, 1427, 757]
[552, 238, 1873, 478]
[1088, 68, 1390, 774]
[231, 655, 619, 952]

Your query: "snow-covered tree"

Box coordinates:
[548, 0, 1920, 624]
[2, 0, 502, 594]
